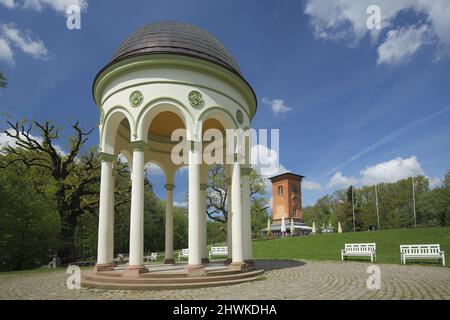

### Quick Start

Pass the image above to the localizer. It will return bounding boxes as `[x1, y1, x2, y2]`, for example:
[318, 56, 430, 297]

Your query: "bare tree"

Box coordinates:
[205, 165, 269, 231]
[0, 119, 130, 263]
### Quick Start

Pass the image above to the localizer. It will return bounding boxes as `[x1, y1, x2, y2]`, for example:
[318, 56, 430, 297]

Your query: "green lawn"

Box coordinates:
[253, 227, 450, 266]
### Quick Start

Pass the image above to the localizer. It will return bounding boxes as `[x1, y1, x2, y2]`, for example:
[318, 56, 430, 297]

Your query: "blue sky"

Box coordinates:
[1, 0, 450, 207]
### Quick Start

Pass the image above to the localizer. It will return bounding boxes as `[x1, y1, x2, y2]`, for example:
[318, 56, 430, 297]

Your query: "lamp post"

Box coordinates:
[351, 186, 356, 232]
[412, 172, 417, 228]
[375, 184, 380, 230]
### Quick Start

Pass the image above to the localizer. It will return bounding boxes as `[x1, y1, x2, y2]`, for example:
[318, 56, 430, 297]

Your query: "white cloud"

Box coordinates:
[1, 24, 48, 60]
[377, 24, 431, 65]
[0, 1, 88, 14]
[173, 201, 187, 208]
[145, 163, 164, 175]
[327, 171, 358, 189]
[326, 156, 443, 190]
[0, 0, 16, 8]
[0, 132, 15, 147]
[22, 0, 88, 14]
[262, 97, 292, 115]
[428, 177, 442, 189]
[0, 38, 14, 64]
[251, 143, 289, 177]
[0, 130, 66, 155]
[304, 0, 450, 63]
[303, 180, 322, 191]
[360, 156, 424, 185]
[323, 105, 450, 177]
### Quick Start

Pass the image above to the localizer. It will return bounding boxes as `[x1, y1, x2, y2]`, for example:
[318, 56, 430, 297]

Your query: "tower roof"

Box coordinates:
[269, 172, 305, 182]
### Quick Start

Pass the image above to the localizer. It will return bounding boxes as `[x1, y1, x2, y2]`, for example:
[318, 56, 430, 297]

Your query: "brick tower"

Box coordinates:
[269, 173, 304, 224]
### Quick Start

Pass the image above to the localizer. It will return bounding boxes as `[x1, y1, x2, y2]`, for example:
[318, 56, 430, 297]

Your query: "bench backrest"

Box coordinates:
[344, 243, 376, 252]
[211, 247, 228, 254]
[400, 244, 441, 255]
[151, 252, 157, 258]
[181, 249, 189, 256]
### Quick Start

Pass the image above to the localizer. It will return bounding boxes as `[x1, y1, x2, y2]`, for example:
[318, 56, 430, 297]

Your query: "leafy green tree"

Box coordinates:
[0, 160, 59, 271]
[207, 221, 226, 245]
[173, 206, 188, 250]
[303, 174, 449, 232]
[444, 170, 450, 189]
[0, 119, 130, 263]
[0, 71, 6, 88]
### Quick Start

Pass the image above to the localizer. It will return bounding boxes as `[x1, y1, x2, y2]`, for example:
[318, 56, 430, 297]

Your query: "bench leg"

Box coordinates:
[442, 254, 445, 267]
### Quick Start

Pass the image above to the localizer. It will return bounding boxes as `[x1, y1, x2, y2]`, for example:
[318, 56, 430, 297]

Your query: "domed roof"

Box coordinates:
[110, 21, 242, 77]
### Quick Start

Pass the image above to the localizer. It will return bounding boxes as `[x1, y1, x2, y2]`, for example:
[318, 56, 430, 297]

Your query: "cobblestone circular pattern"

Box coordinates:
[0, 260, 449, 300]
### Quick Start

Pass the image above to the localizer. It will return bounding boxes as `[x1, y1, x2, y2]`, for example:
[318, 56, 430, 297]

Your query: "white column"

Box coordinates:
[127, 141, 146, 271]
[96, 153, 115, 271]
[188, 141, 202, 268]
[231, 161, 244, 264]
[241, 167, 252, 262]
[200, 182, 208, 262]
[164, 183, 175, 264]
[107, 173, 115, 263]
[226, 176, 233, 260]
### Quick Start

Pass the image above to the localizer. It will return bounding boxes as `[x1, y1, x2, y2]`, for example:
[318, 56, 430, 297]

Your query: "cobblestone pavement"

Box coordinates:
[0, 260, 449, 300]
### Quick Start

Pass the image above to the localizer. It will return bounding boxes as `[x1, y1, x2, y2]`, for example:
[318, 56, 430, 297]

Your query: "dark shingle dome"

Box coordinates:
[110, 21, 242, 77]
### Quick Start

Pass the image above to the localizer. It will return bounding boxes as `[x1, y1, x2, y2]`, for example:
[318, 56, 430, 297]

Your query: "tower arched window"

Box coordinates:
[278, 185, 283, 195]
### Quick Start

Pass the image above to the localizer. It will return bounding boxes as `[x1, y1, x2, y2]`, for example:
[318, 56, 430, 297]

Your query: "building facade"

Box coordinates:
[265, 173, 312, 236]
[270, 173, 304, 223]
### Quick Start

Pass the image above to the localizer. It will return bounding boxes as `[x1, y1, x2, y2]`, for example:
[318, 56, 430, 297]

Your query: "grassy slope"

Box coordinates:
[252, 227, 450, 266]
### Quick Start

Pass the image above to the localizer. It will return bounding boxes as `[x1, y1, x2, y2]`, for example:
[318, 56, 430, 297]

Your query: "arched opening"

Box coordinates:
[102, 109, 133, 155]
[148, 111, 185, 140]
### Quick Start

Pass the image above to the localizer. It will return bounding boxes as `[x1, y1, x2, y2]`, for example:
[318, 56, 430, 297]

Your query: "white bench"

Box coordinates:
[209, 246, 228, 259]
[145, 252, 158, 262]
[117, 253, 129, 263]
[400, 244, 445, 266]
[341, 243, 376, 262]
[178, 249, 189, 261]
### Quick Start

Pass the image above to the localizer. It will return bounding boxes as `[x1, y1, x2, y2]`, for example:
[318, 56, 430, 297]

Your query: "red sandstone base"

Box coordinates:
[122, 265, 148, 277]
[228, 262, 249, 272]
[185, 264, 206, 277]
[94, 263, 114, 272]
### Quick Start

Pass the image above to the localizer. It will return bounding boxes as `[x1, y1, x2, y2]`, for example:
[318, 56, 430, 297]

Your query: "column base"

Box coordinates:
[201, 258, 210, 264]
[244, 260, 255, 271]
[185, 264, 206, 277]
[228, 262, 249, 272]
[122, 265, 148, 277]
[164, 258, 175, 264]
[94, 263, 114, 272]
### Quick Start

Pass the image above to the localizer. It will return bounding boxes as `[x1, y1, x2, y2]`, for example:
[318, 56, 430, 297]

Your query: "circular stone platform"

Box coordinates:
[82, 263, 264, 290]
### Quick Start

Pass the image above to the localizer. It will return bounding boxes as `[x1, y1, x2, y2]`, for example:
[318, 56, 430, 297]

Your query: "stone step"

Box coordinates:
[82, 270, 264, 285]
[81, 275, 263, 290]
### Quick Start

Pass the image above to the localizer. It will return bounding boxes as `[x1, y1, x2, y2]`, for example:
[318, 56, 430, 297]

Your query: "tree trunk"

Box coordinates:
[55, 185, 78, 264]
[58, 213, 78, 265]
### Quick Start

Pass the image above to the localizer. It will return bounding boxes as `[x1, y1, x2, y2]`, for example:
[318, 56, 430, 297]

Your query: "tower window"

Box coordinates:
[278, 186, 283, 195]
